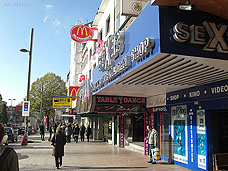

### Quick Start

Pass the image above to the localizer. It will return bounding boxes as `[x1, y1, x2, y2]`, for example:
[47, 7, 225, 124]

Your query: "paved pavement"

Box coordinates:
[9, 133, 191, 171]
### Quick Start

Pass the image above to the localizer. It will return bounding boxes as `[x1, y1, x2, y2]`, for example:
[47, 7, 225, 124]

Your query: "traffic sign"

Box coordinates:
[22, 101, 30, 116]
[52, 97, 72, 108]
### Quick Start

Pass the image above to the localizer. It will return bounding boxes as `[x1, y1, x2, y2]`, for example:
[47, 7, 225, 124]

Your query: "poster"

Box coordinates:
[119, 114, 125, 148]
[171, 105, 188, 164]
[197, 110, 206, 170]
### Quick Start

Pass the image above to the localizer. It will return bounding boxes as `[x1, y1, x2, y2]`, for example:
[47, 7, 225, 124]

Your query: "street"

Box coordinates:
[8, 133, 191, 171]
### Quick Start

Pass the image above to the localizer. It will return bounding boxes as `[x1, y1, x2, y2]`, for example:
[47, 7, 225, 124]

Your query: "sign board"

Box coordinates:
[70, 25, 94, 43]
[68, 86, 80, 101]
[22, 101, 30, 116]
[52, 97, 72, 109]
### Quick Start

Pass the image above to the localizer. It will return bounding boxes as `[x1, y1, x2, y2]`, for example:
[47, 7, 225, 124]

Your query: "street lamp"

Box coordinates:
[20, 28, 34, 136]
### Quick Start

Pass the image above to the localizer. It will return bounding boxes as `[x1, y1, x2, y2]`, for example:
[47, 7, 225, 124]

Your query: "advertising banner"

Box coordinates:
[197, 110, 207, 170]
[171, 105, 188, 164]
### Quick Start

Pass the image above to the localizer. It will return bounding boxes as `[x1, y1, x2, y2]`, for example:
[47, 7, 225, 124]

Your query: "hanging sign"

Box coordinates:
[70, 25, 94, 43]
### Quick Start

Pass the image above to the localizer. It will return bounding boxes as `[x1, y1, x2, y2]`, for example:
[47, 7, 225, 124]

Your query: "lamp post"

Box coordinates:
[20, 28, 34, 136]
[40, 82, 43, 123]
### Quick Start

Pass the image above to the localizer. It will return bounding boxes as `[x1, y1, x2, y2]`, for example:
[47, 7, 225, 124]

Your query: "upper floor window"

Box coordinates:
[106, 16, 110, 36]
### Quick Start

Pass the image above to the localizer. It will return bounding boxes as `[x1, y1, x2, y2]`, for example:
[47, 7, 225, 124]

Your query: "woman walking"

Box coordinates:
[51, 127, 66, 169]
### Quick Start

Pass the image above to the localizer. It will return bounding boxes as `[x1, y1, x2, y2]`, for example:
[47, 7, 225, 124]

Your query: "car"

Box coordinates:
[18, 127, 25, 135]
[4, 127, 17, 143]
[2, 134, 8, 145]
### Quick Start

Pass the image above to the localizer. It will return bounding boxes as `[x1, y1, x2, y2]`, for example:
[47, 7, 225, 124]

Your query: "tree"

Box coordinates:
[29, 72, 67, 128]
[0, 94, 8, 124]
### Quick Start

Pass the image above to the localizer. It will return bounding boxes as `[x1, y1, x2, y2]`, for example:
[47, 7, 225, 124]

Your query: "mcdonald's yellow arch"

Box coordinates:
[77, 26, 88, 36]
[68, 86, 79, 101]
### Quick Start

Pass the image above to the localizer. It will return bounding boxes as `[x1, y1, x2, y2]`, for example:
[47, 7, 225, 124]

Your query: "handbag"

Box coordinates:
[152, 147, 161, 161]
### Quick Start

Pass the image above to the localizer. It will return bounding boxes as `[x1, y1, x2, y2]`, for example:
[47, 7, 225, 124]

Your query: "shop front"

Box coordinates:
[91, 4, 228, 171]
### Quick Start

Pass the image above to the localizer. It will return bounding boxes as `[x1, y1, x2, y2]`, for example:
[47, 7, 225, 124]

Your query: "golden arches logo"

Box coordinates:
[69, 87, 79, 101]
[76, 26, 88, 36]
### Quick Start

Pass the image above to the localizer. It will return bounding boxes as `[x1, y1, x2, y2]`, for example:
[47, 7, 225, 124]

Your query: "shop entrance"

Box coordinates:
[133, 114, 144, 142]
[209, 109, 228, 154]
[157, 112, 169, 159]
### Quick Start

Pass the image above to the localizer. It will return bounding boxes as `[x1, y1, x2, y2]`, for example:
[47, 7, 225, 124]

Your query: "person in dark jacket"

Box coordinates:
[48, 124, 53, 141]
[80, 124, 86, 142]
[86, 125, 92, 142]
[51, 126, 66, 169]
[65, 123, 73, 143]
[73, 123, 80, 143]
[40, 123, 45, 141]
[0, 123, 19, 171]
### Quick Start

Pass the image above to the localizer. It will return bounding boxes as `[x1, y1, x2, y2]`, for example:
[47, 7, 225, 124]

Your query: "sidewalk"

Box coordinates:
[12, 133, 191, 171]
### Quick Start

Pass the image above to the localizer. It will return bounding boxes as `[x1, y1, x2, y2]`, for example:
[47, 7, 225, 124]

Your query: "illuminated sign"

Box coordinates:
[68, 86, 80, 101]
[70, 25, 94, 43]
[173, 21, 228, 53]
[52, 97, 72, 108]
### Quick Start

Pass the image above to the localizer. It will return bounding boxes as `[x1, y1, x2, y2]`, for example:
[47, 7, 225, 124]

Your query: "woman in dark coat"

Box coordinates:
[51, 127, 66, 169]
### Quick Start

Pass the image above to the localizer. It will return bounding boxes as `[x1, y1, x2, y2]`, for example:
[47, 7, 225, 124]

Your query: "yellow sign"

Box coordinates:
[52, 97, 72, 108]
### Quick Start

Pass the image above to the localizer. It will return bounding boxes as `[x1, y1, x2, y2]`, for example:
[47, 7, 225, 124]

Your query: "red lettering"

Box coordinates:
[97, 97, 102, 102]
[137, 98, 141, 103]
[119, 97, 123, 104]
[105, 97, 109, 102]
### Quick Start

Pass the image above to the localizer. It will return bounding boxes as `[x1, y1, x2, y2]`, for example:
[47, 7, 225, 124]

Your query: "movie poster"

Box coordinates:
[171, 105, 188, 164]
[197, 110, 206, 170]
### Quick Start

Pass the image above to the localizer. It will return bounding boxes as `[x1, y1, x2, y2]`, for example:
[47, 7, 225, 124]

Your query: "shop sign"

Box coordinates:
[147, 94, 166, 108]
[98, 31, 125, 72]
[93, 33, 155, 92]
[70, 25, 94, 43]
[167, 79, 228, 104]
[68, 86, 80, 101]
[52, 97, 72, 109]
[173, 21, 228, 54]
[96, 95, 146, 105]
[95, 104, 144, 113]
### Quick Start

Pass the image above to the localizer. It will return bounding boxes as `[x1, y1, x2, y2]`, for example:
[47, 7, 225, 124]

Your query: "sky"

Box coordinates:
[0, 0, 102, 106]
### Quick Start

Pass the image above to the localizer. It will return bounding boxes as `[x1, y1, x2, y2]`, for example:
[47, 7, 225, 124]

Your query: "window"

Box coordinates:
[100, 29, 103, 41]
[106, 16, 110, 36]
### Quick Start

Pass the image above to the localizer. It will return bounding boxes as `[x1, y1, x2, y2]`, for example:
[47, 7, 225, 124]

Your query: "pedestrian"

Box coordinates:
[0, 123, 19, 171]
[65, 124, 72, 143]
[48, 124, 53, 141]
[54, 122, 58, 133]
[86, 124, 92, 142]
[80, 124, 86, 142]
[147, 125, 158, 164]
[40, 122, 45, 141]
[51, 126, 66, 169]
[73, 123, 80, 143]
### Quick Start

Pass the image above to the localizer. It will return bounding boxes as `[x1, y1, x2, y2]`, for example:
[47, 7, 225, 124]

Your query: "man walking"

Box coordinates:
[80, 124, 86, 142]
[147, 125, 158, 164]
[48, 124, 53, 141]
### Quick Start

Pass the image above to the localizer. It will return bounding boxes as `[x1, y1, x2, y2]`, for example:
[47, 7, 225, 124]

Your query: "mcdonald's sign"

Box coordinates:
[68, 86, 80, 101]
[70, 25, 94, 43]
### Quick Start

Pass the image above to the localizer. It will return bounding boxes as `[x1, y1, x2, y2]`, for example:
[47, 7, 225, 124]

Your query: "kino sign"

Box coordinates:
[70, 25, 94, 43]
[173, 21, 228, 53]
